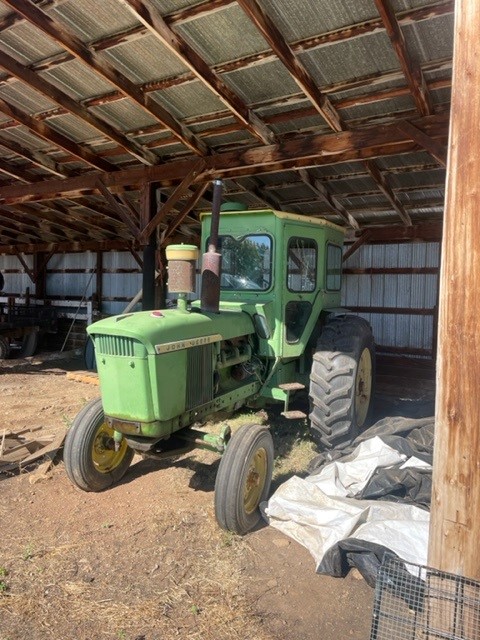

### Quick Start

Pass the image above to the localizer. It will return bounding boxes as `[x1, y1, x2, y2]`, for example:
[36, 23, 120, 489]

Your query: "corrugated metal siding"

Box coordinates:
[342, 242, 440, 355]
[47, 252, 96, 299]
[0, 254, 33, 295]
[102, 251, 142, 316]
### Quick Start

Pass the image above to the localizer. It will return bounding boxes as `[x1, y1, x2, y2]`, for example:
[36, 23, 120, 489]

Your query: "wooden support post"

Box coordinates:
[140, 182, 158, 311]
[33, 252, 46, 299]
[95, 251, 103, 314]
[428, 0, 480, 581]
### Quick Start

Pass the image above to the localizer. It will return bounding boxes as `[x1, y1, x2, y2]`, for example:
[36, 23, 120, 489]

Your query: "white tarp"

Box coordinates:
[263, 437, 431, 573]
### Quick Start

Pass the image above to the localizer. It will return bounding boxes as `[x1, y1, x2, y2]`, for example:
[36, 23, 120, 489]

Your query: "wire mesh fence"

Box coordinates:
[370, 554, 480, 640]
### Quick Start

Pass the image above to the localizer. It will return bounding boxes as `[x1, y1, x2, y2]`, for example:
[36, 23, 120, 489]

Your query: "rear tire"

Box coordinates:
[214, 424, 274, 535]
[309, 315, 375, 449]
[0, 336, 10, 359]
[64, 398, 134, 492]
[16, 331, 38, 358]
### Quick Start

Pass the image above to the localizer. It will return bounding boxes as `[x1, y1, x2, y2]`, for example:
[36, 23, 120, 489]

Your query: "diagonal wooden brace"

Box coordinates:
[96, 178, 141, 238]
[139, 159, 206, 244]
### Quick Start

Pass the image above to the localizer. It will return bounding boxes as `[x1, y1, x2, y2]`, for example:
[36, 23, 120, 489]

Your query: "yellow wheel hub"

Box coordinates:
[91, 422, 128, 474]
[355, 347, 372, 427]
[244, 448, 267, 514]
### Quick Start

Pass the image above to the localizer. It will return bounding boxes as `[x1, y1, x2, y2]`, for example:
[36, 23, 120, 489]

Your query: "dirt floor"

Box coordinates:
[0, 353, 435, 640]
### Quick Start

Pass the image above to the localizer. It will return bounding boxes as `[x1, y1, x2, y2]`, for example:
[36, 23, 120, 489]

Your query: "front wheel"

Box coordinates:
[214, 424, 274, 535]
[64, 398, 134, 492]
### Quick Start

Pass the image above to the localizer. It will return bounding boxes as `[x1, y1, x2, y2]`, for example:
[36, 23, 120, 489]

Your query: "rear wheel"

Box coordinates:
[16, 331, 38, 358]
[0, 336, 10, 359]
[64, 398, 134, 492]
[214, 423, 274, 535]
[309, 315, 375, 449]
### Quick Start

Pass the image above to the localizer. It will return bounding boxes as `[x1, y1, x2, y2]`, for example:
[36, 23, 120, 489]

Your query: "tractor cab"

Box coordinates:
[200, 208, 345, 362]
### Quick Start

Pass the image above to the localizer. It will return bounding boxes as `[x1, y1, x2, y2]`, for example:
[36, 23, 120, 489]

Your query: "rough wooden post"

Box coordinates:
[428, 0, 480, 580]
[140, 182, 158, 311]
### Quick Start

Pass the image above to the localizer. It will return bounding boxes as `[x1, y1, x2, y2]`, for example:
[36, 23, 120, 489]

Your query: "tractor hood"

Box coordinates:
[87, 307, 255, 355]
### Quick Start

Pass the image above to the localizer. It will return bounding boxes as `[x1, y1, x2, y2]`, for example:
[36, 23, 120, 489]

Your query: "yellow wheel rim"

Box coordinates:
[355, 347, 372, 427]
[244, 447, 268, 515]
[91, 422, 129, 474]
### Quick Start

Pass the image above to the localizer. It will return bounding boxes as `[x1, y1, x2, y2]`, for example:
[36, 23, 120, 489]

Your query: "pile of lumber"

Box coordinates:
[0, 427, 65, 480]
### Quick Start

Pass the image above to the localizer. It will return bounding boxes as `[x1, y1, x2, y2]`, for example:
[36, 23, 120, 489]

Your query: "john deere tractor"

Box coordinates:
[64, 180, 374, 534]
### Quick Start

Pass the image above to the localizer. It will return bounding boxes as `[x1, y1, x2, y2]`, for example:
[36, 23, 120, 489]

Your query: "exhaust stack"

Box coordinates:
[200, 179, 223, 313]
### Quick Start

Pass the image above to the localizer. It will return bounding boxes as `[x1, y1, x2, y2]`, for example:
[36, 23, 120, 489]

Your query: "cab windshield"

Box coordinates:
[214, 234, 272, 291]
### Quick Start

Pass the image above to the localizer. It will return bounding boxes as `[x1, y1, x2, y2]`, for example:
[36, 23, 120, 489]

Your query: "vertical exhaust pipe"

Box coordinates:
[200, 179, 223, 313]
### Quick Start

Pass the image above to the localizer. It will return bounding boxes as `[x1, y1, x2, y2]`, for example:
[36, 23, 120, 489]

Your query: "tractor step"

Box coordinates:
[281, 410, 307, 420]
[278, 382, 305, 391]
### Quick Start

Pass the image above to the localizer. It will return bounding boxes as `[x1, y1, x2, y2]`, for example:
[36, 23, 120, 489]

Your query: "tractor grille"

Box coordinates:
[95, 335, 138, 357]
[186, 344, 214, 410]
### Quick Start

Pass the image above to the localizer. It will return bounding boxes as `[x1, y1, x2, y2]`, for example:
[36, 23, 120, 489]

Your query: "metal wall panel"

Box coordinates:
[0, 254, 33, 295]
[342, 242, 440, 355]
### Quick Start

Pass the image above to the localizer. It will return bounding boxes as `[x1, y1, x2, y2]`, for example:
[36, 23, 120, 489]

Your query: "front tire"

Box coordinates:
[214, 424, 274, 535]
[64, 398, 134, 492]
[309, 315, 375, 449]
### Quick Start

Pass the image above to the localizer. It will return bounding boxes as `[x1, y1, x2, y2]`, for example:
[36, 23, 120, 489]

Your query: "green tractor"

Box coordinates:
[64, 180, 374, 534]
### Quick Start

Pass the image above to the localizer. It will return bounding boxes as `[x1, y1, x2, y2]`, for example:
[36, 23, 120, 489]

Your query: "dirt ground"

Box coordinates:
[0, 353, 434, 640]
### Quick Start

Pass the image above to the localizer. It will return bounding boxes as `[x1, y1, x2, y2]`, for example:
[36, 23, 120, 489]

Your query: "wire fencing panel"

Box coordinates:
[370, 554, 480, 640]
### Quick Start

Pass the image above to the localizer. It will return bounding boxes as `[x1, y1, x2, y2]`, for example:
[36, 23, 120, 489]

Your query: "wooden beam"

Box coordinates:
[160, 182, 209, 245]
[0, 112, 449, 207]
[14, 250, 35, 282]
[120, 0, 275, 145]
[373, 0, 433, 116]
[0, 157, 41, 183]
[364, 160, 412, 226]
[429, 0, 480, 581]
[0, 135, 71, 177]
[0, 49, 158, 166]
[0, 97, 115, 172]
[396, 119, 448, 166]
[344, 221, 442, 244]
[96, 179, 141, 238]
[237, 0, 343, 132]
[0, 239, 139, 255]
[140, 160, 205, 242]
[2, 0, 208, 156]
[342, 230, 371, 262]
[298, 168, 359, 229]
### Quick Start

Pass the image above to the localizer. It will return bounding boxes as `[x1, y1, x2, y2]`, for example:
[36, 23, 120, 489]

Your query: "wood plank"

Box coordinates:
[429, 0, 480, 581]
[122, 0, 275, 145]
[0, 49, 157, 166]
[373, 0, 433, 116]
[396, 119, 448, 166]
[0, 112, 449, 205]
[237, 0, 343, 132]
[0, 97, 114, 172]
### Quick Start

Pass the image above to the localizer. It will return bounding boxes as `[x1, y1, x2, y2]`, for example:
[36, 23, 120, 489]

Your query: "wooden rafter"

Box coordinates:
[0, 49, 158, 166]
[364, 160, 412, 226]
[373, 0, 433, 116]
[237, 0, 343, 132]
[0, 97, 114, 172]
[0, 157, 42, 183]
[2, 0, 208, 156]
[120, 0, 275, 145]
[0, 112, 449, 206]
[0, 135, 71, 178]
[297, 169, 360, 229]
[237, 0, 413, 226]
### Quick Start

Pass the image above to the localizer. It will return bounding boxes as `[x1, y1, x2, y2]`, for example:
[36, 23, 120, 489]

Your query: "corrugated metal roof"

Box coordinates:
[176, 4, 268, 66]
[0, 0, 453, 251]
